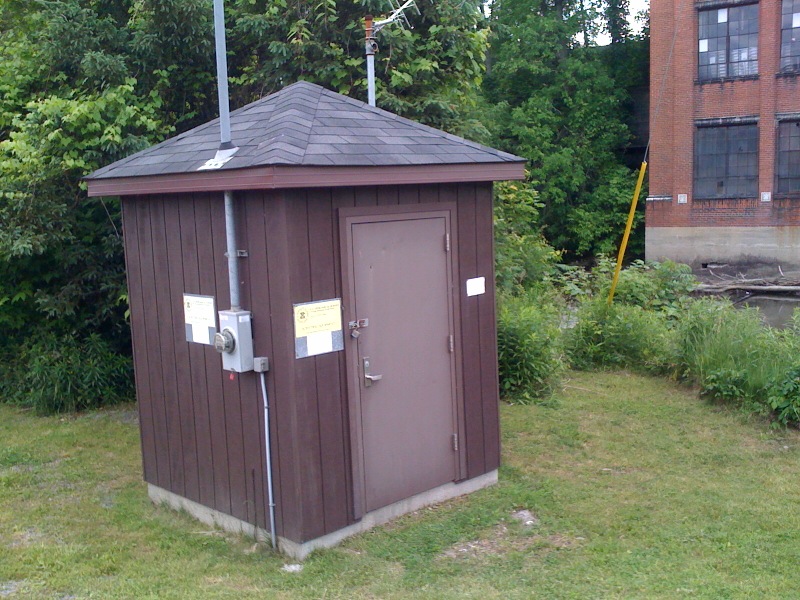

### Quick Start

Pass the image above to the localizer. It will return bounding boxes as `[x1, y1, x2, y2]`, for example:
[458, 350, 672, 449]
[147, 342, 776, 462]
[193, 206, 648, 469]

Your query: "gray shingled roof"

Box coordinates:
[86, 81, 524, 180]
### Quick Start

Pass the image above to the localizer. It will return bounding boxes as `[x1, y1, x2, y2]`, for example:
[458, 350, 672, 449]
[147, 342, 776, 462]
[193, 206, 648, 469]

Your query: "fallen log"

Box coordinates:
[695, 284, 800, 294]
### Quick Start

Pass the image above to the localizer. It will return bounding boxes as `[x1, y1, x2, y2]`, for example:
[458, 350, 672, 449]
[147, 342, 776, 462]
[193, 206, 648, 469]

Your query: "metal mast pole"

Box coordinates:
[365, 15, 377, 107]
[213, 0, 234, 150]
[212, 0, 240, 310]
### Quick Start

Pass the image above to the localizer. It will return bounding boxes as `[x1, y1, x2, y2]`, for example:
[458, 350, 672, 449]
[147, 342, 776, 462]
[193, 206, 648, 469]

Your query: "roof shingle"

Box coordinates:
[87, 82, 524, 181]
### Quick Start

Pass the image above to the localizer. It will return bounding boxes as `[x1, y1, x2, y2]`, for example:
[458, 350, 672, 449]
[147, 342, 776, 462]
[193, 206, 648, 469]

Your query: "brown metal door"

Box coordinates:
[344, 210, 461, 513]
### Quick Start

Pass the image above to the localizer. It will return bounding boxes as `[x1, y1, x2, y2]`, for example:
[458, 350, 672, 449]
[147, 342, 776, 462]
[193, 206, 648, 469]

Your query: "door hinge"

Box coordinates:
[448, 334, 454, 353]
[452, 433, 459, 452]
[444, 233, 450, 253]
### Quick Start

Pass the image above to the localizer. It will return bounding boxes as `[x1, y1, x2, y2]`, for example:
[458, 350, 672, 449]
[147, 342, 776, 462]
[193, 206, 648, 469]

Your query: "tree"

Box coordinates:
[0, 82, 163, 342]
[0, 0, 495, 410]
[226, 0, 488, 134]
[483, 0, 646, 258]
[605, 0, 631, 45]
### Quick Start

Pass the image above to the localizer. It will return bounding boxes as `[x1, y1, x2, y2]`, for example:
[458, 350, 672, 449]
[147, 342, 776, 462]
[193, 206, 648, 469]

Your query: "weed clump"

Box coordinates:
[0, 333, 133, 415]
[675, 298, 796, 410]
[495, 249, 800, 426]
[497, 295, 564, 403]
[565, 298, 674, 374]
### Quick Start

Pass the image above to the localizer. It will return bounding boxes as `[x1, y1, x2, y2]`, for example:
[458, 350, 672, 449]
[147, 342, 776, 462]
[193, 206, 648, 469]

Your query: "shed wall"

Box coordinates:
[122, 182, 499, 544]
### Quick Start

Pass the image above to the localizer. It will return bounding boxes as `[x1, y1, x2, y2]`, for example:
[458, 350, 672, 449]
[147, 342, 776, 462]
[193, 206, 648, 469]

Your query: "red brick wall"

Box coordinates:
[647, 0, 800, 228]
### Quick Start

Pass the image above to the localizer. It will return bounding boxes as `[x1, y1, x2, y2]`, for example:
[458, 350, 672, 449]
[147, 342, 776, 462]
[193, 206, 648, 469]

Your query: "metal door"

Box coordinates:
[343, 208, 462, 514]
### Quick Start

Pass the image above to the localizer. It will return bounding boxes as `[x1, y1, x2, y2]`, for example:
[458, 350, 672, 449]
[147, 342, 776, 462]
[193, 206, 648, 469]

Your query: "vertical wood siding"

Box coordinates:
[122, 182, 500, 544]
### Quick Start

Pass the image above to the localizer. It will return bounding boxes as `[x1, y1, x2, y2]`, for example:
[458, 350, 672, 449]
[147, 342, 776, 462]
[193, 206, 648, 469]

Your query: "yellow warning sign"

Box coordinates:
[293, 299, 342, 338]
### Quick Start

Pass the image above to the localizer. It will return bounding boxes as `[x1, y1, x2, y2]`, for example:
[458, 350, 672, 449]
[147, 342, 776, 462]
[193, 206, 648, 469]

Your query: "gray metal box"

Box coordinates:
[218, 310, 254, 372]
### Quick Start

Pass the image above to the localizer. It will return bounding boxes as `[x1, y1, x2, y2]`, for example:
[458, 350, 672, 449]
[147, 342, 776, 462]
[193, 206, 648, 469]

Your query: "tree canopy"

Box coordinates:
[0, 0, 648, 411]
[483, 0, 647, 257]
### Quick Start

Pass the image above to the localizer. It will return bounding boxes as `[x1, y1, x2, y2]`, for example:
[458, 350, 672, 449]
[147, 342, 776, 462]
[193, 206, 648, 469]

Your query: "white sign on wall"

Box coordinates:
[293, 298, 344, 358]
[183, 294, 216, 345]
[466, 277, 486, 297]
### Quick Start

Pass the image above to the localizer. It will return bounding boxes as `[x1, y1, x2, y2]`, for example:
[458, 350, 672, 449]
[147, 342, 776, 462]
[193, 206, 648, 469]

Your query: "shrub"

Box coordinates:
[597, 259, 697, 319]
[565, 298, 675, 373]
[497, 295, 564, 403]
[700, 368, 748, 402]
[676, 298, 796, 407]
[768, 365, 800, 426]
[494, 180, 561, 295]
[550, 259, 697, 318]
[1, 332, 133, 415]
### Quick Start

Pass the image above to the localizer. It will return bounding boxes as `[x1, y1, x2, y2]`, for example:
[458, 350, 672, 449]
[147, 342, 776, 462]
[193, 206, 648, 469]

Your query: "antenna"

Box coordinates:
[364, 0, 420, 107]
[374, 0, 419, 33]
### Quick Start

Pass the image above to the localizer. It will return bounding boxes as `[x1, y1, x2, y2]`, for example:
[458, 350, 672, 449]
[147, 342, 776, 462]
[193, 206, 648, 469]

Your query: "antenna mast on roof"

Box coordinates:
[365, 0, 420, 107]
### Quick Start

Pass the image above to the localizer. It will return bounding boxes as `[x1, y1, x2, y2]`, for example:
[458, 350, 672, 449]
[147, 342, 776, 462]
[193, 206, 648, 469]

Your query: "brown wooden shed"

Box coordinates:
[86, 82, 526, 558]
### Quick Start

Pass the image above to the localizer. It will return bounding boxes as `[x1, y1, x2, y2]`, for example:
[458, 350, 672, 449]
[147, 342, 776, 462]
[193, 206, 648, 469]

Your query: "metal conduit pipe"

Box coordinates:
[214, 1, 240, 311]
[223, 190, 240, 311]
[213, 0, 275, 546]
[259, 370, 278, 549]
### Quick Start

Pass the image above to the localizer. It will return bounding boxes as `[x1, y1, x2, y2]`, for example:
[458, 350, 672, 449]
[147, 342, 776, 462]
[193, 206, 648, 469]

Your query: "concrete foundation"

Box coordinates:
[646, 226, 800, 279]
[148, 469, 498, 560]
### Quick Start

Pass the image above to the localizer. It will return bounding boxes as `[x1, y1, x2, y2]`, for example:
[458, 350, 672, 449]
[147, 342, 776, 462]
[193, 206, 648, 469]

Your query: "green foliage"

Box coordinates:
[493, 179, 560, 294]
[565, 298, 675, 373]
[483, 0, 648, 258]
[599, 258, 697, 318]
[227, 0, 489, 132]
[768, 366, 800, 426]
[551, 259, 697, 318]
[1, 333, 133, 415]
[700, 368, 748, 402]
[129, 0, 217, 129]
[675, 298, 796, 411]
[497, 295, 564, 403]
[0, 82, 162, 358]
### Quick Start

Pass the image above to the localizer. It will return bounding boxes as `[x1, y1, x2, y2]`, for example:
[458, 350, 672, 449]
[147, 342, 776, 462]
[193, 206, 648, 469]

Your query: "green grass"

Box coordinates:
[2, 371, 800, 598]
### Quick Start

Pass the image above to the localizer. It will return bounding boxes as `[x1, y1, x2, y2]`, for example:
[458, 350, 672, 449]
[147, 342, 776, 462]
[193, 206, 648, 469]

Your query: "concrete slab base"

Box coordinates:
[148, 469, 498, 560]
[646, 226, 800, 279]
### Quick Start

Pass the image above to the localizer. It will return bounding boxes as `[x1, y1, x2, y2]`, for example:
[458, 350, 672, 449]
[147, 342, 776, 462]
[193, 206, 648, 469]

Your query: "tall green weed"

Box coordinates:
[551, 259, 697, 320]
[497, 295, 564, 403]
[565, 298, 675, 373]
[675, 298, 799, 414]
[0, 333, 133, 415]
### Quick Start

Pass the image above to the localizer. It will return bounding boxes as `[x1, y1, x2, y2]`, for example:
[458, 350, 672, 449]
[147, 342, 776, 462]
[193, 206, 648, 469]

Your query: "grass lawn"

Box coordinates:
[2, 370, 800, 599]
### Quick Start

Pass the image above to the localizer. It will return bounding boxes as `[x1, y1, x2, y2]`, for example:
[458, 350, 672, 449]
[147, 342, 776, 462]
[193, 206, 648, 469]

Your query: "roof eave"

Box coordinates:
[86, 162, 527, 197]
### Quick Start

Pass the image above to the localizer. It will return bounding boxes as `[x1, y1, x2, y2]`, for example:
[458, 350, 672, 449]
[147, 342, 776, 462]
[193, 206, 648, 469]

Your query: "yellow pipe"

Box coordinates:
[608, 161, 647, 305]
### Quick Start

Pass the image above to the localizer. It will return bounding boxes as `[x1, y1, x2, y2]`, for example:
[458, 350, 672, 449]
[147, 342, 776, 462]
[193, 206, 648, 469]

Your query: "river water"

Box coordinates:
[741, 296, 800, 329]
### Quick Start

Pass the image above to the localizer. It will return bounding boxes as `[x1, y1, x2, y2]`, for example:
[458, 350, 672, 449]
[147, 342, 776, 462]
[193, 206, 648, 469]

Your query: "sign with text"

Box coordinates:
[293, 298, 344, 358]
[183, 294, 216, 345]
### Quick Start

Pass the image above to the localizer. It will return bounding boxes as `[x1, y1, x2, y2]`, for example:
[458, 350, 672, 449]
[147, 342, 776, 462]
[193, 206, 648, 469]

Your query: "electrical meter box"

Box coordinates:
[216, 310, 254, 372]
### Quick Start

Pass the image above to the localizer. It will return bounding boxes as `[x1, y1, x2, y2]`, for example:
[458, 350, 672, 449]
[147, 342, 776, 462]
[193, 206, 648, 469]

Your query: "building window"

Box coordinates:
[694, 124, 758, 198]
[777, 121, 800, 194]
[781, 0, 800, 72]
[698, 4, 759, 81]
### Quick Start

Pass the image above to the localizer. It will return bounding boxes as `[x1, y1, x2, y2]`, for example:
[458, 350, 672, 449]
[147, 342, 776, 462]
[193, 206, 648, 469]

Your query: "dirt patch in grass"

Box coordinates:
[0, 581, 26, 597]
[7, 527, 52, 548]
[439, 522, 581, 561]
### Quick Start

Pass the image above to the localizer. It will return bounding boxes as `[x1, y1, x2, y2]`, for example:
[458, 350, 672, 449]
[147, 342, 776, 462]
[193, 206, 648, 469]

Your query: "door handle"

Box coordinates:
[363, 357, 383, 387]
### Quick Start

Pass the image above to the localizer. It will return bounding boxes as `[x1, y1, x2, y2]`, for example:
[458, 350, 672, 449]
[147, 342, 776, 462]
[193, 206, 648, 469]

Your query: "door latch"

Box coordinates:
[349, 318, 369, 339]
[363, 357, 383, 387]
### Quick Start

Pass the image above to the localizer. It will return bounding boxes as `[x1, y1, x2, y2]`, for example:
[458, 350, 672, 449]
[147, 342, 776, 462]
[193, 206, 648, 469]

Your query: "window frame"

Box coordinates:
[697, 3, 759, 82]
[776, 120, 800, 196]
[781, 0, 800, 73]
[693, 122, 759, 199]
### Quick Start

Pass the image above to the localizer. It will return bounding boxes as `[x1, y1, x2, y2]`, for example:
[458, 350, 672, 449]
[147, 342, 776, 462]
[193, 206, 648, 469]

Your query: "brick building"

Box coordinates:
[647, 0, 800, 277]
